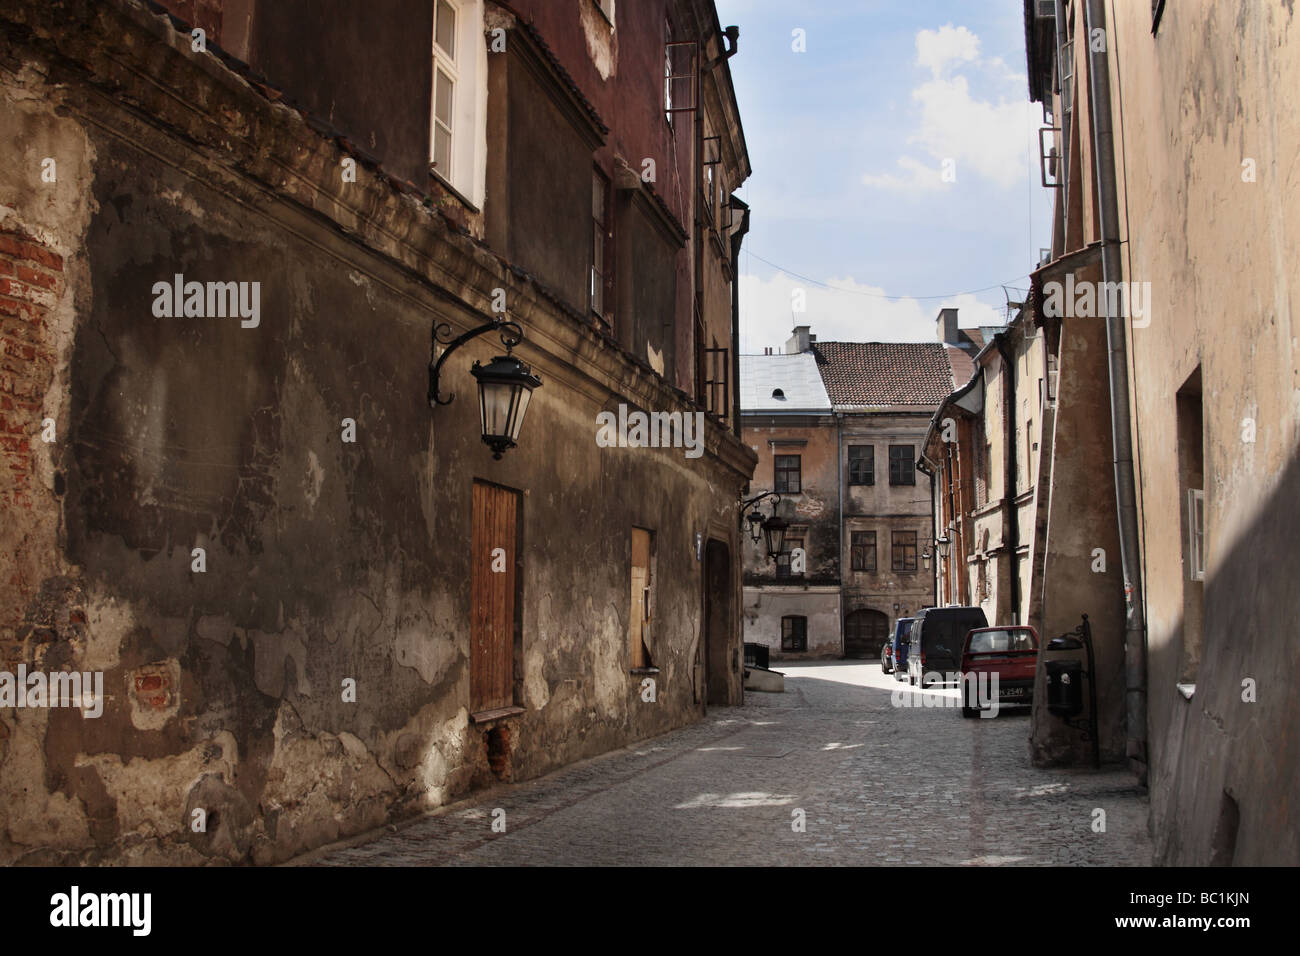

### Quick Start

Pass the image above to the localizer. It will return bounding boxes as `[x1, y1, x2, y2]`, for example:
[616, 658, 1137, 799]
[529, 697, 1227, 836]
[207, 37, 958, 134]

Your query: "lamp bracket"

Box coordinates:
[429, 317, 525, 407]
[738, 490, 781, 528]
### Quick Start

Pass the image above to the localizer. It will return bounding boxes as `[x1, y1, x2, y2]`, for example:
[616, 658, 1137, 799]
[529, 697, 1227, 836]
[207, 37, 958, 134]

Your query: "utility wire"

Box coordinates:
[742, 249, 1032, 302]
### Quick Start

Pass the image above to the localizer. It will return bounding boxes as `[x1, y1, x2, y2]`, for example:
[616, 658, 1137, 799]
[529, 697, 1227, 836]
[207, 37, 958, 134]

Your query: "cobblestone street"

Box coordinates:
[300, 662, 1152, 866]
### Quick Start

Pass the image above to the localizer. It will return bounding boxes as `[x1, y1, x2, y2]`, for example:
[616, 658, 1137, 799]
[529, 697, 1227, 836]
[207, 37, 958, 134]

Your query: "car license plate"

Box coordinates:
[1002, 686, 1026, 698]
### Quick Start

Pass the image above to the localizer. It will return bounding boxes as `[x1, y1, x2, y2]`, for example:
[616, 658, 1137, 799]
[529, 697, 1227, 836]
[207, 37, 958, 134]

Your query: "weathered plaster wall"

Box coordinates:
[0, 0, 754, 864]
[741, 586, 840, 659]
[1108, 0, 1300, 865]
[741, 417, 839, 583]
[1030, 274, 1126, 767]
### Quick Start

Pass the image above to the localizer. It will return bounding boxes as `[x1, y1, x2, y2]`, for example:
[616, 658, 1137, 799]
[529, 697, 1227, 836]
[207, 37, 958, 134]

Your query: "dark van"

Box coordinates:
[907, 605, 989, 687]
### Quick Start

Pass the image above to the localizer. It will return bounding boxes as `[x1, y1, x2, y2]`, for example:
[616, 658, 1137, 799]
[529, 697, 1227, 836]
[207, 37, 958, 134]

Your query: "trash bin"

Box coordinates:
[1046, 657, 1083, 717]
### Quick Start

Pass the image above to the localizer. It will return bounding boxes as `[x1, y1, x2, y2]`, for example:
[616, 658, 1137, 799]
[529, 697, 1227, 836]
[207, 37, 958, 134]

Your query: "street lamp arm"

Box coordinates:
[738, 490, 781, 526]
[429, 318, 525, 407]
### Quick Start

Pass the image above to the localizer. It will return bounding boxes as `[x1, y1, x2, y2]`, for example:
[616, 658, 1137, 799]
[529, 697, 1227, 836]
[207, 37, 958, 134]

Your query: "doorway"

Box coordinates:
[703, 539, 732, 706]
[844, 608, 889, 659]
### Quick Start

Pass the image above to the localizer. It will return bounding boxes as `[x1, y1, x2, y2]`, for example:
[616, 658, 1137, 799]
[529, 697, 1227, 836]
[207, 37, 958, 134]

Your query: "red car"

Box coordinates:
[960, 625, 1039, 718]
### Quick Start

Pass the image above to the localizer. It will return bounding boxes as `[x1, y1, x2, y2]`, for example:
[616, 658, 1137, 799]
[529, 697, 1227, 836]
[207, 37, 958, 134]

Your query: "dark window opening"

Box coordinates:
[889, 444, 916, 486]
[591, 168, 611, 324]
[774, 454, 801, 493]
[851, 530, 876, 572]
[892, 530, 918, 572]
[849, 445, 874, 485]
[781, 615, 807, 652]
[775, 534, 804, 580]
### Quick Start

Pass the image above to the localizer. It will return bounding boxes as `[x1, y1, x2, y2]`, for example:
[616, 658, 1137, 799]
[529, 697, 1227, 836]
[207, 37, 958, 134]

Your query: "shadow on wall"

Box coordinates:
[1149, 449, 1300, 866]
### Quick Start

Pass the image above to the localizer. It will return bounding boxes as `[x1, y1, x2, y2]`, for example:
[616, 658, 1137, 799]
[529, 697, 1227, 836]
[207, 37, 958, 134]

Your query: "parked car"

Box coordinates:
[907, 605, 989, 687]
[959, 625, 1040, 717]
[880, 640, 894, 673]
[889, 617, 914, 680]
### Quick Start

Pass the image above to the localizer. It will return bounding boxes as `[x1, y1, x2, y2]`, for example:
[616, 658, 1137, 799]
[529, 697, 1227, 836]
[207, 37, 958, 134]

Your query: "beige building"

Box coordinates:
[1025, 0, 1300, 864]
[920, 306, 1051, 631]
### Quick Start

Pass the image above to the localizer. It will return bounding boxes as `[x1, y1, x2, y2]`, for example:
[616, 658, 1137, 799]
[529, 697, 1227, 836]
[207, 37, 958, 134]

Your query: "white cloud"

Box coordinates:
[738, 269, 1005, 354]
[915, 23, 980, 76]
[861, 24, 1037, 194]
[860, 155, 949, 192]
[909, 75, 1036, 189]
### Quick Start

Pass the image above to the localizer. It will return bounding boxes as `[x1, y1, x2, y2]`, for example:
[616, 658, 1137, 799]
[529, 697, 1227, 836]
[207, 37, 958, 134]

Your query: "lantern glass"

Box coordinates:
[762, 515, 789, 559]
[936, 535, 950, 558]
[471, 354, 541, 458]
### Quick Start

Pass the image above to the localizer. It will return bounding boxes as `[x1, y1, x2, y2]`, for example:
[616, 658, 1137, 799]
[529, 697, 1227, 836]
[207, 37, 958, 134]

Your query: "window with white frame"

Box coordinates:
[431, 0, 458, 181]
[430, 0, 488, 206]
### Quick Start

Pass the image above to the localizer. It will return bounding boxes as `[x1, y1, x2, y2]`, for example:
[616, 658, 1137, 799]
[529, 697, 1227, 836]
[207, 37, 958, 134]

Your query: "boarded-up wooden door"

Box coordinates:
[471, 481, 519, 714]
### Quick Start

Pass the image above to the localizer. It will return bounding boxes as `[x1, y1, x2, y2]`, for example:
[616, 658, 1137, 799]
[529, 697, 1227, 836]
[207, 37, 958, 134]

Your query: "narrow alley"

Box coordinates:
[301, 663, 1151, 866]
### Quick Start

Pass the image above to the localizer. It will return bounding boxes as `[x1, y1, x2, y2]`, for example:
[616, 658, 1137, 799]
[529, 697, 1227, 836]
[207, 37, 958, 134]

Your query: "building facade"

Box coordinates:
[1024, 0, 1300, 864]
[920, 305, 1056, 631]
[741, 322, 973, 661]
[0, 0, 755, 863]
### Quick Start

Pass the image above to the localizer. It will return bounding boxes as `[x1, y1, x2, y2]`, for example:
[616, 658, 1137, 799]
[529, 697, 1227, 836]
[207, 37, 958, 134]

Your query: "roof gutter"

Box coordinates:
[1084, 0, 1147, 780]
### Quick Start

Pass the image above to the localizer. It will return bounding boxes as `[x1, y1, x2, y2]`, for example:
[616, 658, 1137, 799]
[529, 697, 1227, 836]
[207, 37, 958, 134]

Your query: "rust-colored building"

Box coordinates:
[0, 0, 754, 863]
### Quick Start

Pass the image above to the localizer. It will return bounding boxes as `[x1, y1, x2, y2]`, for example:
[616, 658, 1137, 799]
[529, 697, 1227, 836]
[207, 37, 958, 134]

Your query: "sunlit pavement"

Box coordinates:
[300, 661, 1152, 866]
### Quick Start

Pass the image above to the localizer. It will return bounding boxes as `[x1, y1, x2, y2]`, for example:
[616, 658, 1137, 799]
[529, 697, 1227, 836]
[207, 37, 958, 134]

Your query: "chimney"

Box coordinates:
[785, 325, 811, 354]
[936, 308, 959, 346]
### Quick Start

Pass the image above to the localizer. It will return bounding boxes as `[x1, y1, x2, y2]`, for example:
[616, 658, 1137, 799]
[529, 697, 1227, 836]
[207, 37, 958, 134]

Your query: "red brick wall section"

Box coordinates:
[0, 227, 62, 636]
[150, 0, 227, 47]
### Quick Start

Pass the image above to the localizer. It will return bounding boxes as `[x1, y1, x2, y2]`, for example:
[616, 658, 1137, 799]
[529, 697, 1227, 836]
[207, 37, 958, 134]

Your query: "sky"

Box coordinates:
[715, 0, 1055, 353]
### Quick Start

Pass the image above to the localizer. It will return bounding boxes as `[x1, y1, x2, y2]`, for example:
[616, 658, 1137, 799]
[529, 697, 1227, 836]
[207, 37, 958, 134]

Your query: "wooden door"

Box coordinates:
[844, 609, 889, 659]
[471, 481, 519, 714]
[629, 528, 652, 667]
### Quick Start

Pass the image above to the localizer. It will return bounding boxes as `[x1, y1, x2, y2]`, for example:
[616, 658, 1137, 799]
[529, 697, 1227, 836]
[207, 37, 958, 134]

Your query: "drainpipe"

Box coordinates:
[729, 196, 750, 438]
[996, 335, 1021, 624]
[918, 457, 938, 607]
[1083, 0, 1147, 778]
[837, 410, 845, 645]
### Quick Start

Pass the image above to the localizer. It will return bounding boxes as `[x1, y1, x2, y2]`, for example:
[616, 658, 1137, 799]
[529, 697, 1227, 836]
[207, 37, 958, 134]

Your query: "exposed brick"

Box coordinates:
[0, 233, 63, 271]
[14, 265, 56, 290]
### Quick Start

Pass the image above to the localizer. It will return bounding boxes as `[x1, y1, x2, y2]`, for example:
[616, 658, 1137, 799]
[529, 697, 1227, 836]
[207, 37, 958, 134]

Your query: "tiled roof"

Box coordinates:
[739, 353, 832, 413]
[945, 344, 976, 392]
[813, 341, 968, 407]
